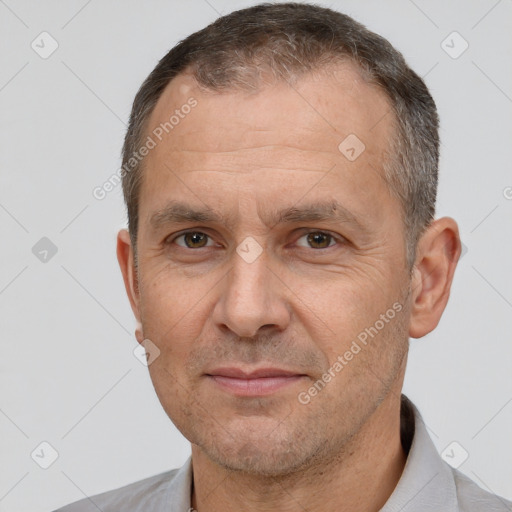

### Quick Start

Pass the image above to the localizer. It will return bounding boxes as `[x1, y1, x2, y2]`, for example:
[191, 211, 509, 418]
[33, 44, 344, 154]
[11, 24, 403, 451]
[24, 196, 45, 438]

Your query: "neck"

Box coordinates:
[190, 390, 407, 512]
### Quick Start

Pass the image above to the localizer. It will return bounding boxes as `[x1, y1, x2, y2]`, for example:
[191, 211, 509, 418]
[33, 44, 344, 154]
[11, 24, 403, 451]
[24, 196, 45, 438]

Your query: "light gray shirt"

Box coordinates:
[54, 396, 512, 511]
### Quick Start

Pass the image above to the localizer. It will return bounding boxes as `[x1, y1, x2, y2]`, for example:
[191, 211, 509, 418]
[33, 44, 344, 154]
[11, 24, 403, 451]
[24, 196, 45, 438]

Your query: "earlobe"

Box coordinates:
[408, 217, 461, 339]
[116, 228, 142, 325]
[135, 321, 144, 344]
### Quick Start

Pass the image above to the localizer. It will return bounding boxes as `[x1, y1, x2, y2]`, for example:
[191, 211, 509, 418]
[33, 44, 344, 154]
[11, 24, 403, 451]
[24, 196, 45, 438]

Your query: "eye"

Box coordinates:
[173, 231, 214, 249]
[296, 231, 338, 249]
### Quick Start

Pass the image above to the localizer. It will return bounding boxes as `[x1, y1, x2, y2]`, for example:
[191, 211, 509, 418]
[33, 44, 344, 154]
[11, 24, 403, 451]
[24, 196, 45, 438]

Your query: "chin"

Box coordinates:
[211, 447, 311, 477]
[195, 423, 328, 477]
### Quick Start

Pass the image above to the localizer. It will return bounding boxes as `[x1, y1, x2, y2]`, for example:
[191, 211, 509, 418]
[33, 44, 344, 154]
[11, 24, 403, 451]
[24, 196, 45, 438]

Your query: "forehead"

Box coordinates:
[147, 63, 392, 154]
[138, 62, 399, 233]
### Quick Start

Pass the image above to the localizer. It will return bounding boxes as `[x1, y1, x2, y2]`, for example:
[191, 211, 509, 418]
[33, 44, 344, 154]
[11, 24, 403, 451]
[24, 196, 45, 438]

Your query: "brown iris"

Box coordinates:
[183, 232, 209, 248]
[306, 232, 332, 249]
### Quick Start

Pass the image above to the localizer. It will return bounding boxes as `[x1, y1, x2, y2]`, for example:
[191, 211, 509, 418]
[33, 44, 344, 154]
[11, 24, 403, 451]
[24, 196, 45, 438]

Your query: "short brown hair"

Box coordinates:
[121, 2, 439, 269]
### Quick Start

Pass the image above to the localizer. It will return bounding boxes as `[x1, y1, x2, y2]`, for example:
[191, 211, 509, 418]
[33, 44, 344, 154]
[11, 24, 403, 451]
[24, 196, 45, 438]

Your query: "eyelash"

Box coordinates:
[167, 230, 343, 250]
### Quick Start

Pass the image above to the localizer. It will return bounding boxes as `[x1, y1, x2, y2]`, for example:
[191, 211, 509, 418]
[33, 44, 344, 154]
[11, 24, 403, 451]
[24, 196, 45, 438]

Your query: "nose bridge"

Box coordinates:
[231, 248, 268, 304]
[213, 243, 289, 337]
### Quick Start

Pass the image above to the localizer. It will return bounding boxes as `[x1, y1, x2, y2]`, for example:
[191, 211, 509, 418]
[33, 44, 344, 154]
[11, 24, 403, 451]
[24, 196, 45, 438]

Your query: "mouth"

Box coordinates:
[205, 367, 308, 396]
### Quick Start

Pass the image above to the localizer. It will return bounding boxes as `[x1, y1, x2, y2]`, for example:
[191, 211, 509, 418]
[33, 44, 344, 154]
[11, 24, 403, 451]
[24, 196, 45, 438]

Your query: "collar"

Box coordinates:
[380, 395, 458, 511]
[166, 454, 193, 512]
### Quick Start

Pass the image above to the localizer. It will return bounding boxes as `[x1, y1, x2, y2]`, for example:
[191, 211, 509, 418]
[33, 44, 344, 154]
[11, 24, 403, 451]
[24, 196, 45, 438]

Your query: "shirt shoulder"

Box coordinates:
[382, 396, 512, 512]
[452, 468, 512, 512]
[53, 468, 181, 512]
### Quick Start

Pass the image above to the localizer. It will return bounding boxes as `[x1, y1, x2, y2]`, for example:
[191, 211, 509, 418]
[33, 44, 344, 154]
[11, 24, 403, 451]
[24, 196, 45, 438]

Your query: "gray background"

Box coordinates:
[1, 1, 511, 510]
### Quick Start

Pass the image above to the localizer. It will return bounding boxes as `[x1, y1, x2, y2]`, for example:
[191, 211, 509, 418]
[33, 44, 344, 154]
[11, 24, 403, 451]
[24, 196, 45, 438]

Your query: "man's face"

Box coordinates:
[127, 64, 414, 475]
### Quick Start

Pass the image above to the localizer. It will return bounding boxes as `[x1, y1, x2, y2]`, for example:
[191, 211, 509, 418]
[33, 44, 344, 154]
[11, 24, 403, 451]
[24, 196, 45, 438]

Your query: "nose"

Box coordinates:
[211, 244, 291, 338]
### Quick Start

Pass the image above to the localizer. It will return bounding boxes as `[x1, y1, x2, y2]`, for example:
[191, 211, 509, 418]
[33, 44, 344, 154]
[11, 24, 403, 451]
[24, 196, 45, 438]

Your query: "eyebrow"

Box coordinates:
[149, 201, 229, 230]
[149, 199, 368, 233]
[273, 201, 365, 229]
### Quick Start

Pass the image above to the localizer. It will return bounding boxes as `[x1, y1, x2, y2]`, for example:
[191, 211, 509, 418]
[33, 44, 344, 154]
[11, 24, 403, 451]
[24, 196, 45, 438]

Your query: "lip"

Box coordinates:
[207, 367, 303, 379]
[205, 367, 307, 396]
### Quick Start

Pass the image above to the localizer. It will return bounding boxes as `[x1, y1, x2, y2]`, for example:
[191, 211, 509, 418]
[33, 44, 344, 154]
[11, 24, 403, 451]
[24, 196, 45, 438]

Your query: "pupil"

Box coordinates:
[186, 232, 206, 247]
[308, 232, 330, 248]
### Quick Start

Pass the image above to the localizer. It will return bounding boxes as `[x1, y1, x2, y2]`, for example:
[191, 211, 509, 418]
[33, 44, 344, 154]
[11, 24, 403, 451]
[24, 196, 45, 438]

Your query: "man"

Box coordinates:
[56, 2, 511, 511]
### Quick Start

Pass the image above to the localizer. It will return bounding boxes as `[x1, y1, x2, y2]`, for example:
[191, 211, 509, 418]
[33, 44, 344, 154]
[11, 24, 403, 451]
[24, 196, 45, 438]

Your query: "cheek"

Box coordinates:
[145, 358, 200, 438]
[139, 265, 216, 339]
[292, 269, 407, 381]
[137, 273, 217, 399]
[139, 272, 208, 404]
[292, 270, 391, 338]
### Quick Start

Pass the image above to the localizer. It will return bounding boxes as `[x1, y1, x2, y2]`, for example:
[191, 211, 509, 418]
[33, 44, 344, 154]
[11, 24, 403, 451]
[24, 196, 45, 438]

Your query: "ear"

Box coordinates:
[116, 229, 144, 343]
[409, 217, 461, 339]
